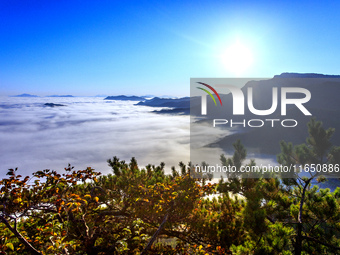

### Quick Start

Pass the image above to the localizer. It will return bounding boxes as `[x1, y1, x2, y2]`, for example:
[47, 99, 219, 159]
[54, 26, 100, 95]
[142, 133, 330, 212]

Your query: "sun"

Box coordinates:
[221, 40, 253, 76]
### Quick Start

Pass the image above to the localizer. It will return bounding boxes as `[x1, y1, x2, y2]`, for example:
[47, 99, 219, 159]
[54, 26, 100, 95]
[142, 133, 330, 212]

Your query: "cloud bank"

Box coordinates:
[0, 97, 190, 178]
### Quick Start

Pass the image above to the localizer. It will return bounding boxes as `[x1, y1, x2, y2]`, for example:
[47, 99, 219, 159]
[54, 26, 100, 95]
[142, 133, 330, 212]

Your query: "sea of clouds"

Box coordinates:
[0, 96, 194, 178]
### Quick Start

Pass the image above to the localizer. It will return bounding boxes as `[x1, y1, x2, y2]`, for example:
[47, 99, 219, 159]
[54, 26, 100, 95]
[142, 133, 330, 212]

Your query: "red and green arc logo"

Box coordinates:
[196, 82, 223, 106]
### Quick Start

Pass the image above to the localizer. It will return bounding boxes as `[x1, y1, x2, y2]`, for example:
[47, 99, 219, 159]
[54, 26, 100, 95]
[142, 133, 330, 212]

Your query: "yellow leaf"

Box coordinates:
[13, 198, 22, 203]
[94, 197, 99, 202]
[6, 243, 14, 251]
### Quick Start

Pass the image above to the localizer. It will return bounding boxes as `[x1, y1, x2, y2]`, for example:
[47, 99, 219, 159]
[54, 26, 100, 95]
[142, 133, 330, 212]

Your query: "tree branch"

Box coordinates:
[141, 202, 174, 254]
[0, 215, 43, 255]
[303, 235, 340, 251]
[298, 178, 312, 224]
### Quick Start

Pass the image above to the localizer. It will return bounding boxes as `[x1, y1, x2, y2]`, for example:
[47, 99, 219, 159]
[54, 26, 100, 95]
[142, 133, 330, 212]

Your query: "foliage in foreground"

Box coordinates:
[0, 118, 340, 254]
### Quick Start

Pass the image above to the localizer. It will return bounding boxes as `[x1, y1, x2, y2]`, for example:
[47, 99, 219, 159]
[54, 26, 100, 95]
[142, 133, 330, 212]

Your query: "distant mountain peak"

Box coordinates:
[274, 72, 340, 78]
[44, 103, 66, 107]
[104, 95, 145, 101]
[11, 93, 39, 97]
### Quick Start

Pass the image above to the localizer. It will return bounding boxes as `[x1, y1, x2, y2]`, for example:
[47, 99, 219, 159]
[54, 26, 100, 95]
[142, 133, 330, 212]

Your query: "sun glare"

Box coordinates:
[221, 41, 253, 76]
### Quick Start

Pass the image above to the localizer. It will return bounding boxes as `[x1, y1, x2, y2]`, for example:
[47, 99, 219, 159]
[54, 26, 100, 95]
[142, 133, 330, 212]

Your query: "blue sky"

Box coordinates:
[1, 0, 340, 96]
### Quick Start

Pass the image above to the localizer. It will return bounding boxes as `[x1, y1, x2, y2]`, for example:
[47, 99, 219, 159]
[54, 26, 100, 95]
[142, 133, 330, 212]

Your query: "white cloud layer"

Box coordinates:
[0, 97, 190, 178]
